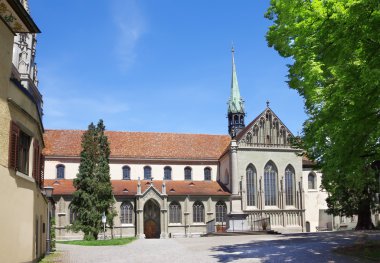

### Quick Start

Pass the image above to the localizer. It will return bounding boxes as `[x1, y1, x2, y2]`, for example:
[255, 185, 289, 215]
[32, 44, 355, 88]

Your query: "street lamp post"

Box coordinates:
[102, 212, 107, 240]
[44, 186, 54, 255]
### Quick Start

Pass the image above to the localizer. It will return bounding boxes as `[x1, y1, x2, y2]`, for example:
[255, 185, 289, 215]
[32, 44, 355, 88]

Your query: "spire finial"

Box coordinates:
[266, 100, 270, 107]
[231, 42, 234, 53]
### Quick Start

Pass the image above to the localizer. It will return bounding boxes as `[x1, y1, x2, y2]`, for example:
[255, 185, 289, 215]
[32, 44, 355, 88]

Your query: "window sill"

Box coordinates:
[16, 171, 35, 183]
[168, 223, 182, 226]
[191, 223, 206, 226]
[245, 206, 258, 210]
[264, 206, 280, 209]
[120, 224, 134, 227]
[307, 189, 318, 192]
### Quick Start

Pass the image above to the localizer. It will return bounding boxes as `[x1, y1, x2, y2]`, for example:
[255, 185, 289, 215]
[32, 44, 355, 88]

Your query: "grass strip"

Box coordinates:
[334, 240, 380, 262]
[57, 237, 136, 246]
[39, 251, 63, 263]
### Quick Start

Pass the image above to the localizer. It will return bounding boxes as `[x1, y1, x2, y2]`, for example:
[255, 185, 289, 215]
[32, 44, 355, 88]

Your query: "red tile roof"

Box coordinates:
[43, 130, 231, 160]
[44, 179, 230, 196]
[302, 156, 315, 167]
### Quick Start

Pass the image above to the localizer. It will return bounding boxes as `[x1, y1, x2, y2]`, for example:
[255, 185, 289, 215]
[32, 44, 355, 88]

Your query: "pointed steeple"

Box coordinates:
[228, 46, 245, 114]
[227, 45, 245, 137]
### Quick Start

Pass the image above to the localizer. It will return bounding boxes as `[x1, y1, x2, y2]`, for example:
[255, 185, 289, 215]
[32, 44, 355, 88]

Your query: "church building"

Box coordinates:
[43, 48, 343, 239]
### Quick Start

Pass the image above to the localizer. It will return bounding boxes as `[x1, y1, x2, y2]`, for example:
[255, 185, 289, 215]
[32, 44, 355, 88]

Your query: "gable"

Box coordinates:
[236, 107, 294, 147]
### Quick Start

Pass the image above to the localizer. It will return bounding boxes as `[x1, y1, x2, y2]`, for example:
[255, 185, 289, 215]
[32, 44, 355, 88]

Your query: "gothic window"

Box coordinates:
[164, 166, 172, 180]
[215, 201, 227, 223]
[204, 167, 211, 181]
[56, 164, 65, 179]
[169, 201, 181, 223]
[122, 166, 130, 180]
[308, 172, 316, 189]
[120, 202, 133, 224]
[246, 133, 253, 144]
[285, 165, 295, 206]
[184, 167, 192, 180]
[246, 164, 256, 206]
[69, 207, 76, 224]
[264, 161, 277, 206]
[193, 201, 204, 223]
[144, 166, 152, 180]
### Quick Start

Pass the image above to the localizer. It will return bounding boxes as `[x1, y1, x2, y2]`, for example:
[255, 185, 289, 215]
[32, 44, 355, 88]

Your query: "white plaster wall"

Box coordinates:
[45, 159, 219, 181]
[302, 168, 328, 232]
[219, 152, 231, 189]
[110, 163, 219, 181]
[44, 159, 80, 179]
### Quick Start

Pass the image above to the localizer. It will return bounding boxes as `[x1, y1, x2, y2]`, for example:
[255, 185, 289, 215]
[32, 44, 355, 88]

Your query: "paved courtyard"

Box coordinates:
[57, 231, 380, 263]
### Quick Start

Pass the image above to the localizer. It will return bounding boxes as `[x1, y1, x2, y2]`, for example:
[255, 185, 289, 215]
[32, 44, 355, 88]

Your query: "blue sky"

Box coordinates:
[31, 0, 306, 135]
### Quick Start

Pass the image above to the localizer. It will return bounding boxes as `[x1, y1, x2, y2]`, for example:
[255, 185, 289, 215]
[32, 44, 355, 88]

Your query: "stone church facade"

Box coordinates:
[43, 49, 348, 240]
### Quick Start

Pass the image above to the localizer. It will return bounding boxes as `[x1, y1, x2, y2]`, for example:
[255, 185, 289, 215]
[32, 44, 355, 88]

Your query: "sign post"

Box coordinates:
[102, 212, 107, 240]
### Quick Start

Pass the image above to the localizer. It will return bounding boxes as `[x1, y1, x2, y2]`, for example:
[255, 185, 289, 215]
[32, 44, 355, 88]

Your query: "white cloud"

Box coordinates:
[111, 0, 146, 72]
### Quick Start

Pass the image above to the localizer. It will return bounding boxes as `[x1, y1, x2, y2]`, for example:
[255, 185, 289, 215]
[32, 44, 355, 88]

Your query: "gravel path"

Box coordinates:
[56, 231, 380, 263]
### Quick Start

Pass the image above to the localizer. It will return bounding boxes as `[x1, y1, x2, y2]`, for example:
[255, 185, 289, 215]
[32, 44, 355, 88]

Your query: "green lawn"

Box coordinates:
[334, 240, 380, 262]
[57, 237, 136, 246]
[38, 251, 63, 263]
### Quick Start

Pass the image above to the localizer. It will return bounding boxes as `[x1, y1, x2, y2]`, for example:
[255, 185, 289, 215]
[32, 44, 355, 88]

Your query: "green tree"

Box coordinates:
[265, 0, 380, 229]
[50, 216, 56, 251]
[69, 120, 115, 239]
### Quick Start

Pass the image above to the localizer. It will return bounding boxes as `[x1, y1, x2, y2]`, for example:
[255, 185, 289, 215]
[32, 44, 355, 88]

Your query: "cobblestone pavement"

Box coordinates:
[57, 231, 380, 263]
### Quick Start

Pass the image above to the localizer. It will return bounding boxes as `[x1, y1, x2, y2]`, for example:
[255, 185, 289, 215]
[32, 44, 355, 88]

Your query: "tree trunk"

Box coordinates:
[355, 197, 374, 230]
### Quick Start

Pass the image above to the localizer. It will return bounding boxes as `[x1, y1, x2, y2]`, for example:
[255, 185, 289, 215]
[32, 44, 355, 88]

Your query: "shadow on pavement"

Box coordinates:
[210, 232, 378, 263]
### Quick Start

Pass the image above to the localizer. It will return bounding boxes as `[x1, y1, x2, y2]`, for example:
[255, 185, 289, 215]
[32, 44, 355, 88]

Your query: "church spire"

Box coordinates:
[227, 45, 245, 137]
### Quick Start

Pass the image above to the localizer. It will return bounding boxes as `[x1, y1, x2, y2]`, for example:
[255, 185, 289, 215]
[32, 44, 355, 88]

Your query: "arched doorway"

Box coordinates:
[144, 199, 161, 238]
[306, 221, 310, 232]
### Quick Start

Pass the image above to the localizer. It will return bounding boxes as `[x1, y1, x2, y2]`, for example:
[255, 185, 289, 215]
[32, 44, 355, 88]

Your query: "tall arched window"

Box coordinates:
[144, 166, 152, 180]
[56, 164, 65, 179]
[264, 161, 277, 206]
[122, 166, 130, 180]
[120, 202, 133, 224]
[69, 205, 76, 224]
[193, 201, 204, 223]
[246, 164, 256, 206]
[184, 167, 192, 180]
[204, 167, 211, 181]
[164, 166, 172, 180]
[169, 201, 181, 223]
[215, 201, 227, 223]
[308, 172, 316, 189]
[285, 165, 295, 206]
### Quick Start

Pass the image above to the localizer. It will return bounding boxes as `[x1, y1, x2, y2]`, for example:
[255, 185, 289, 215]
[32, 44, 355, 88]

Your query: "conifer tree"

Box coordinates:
[69, 120, 115, 240]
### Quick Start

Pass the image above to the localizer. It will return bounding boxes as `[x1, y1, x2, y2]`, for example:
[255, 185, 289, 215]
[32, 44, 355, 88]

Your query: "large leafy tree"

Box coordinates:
[69, 120, 115, 239]
[265, 0, 380, 229]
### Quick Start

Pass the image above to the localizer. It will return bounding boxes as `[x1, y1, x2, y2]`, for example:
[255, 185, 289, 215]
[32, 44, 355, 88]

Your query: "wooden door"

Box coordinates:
[144, 219, 157, 238]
